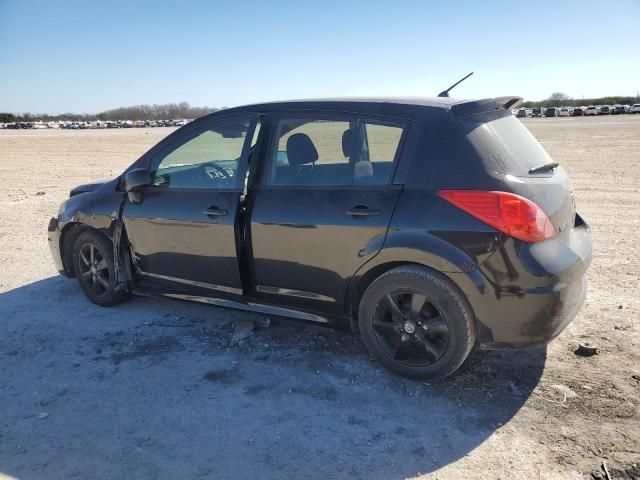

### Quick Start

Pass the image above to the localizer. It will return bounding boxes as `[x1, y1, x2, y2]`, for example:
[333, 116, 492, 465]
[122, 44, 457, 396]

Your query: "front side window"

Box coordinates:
[265, 116, 404, 187]
[151, 116, 251, 189]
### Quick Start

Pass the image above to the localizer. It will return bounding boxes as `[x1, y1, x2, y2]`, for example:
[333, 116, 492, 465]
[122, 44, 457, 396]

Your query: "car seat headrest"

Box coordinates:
[286, 133, 318, 167]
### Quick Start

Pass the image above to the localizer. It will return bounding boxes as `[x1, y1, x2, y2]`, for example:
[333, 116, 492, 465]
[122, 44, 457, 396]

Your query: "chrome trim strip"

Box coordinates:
[139, 270, 243, 295]
[162, 293, 331, 324]
[256, 285, 335, 303]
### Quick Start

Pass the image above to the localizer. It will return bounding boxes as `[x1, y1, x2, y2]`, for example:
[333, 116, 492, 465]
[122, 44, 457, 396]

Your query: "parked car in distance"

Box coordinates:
[584, 106, 598, 116]
[598, 105, 611, 115]
[544, 107, 557, 117]
[47, 96, 592, 379]
[571, 107, 583, 117]
[558, 107, 570, 117]
[531, 107, 543, 117]
[516, 108, 527, 118]
[630, 104, 640, 114]
[612, 105, 629, 114]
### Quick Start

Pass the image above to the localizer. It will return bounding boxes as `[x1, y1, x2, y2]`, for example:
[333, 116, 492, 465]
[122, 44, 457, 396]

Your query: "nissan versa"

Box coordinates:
[47, 96, 592, 379]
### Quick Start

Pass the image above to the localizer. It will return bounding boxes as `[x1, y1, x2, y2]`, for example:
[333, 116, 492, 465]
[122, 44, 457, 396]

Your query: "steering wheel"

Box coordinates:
[199, 162, 231, 181]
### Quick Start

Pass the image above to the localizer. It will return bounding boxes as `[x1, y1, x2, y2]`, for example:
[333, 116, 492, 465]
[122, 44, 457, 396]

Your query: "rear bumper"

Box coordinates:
[458, 214, 592, 349]
[476, 270, 588, 350]
[47, 217, 68, 276]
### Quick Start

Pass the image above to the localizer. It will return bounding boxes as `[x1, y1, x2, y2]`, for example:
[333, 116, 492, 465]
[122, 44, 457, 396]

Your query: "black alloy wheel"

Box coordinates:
[72, 230, 129, 306]
[77, 242, 110, 296]
[372, 290, 450, 367]
[358, 266, 475, 379]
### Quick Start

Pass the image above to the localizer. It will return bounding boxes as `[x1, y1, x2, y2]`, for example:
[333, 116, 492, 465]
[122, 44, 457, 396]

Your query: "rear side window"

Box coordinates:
[463, 114, 553, 177]
[366, 124, 404, 163]
[264, 116, 404, 187]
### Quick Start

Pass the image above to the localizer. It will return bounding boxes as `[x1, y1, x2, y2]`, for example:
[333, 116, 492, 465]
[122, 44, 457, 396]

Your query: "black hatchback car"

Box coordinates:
[48, 97, 592, 379]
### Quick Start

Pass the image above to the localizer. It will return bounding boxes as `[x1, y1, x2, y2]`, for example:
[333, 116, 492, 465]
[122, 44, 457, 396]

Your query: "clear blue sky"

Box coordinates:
[1, 0, 639, 114]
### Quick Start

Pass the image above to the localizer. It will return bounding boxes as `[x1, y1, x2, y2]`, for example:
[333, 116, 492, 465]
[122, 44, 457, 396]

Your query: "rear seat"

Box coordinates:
[272, 131, 393, 186]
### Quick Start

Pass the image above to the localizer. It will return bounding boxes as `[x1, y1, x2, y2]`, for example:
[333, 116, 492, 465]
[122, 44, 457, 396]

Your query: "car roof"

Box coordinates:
[210, 96, 521, 121]
[234, 96, 461, 109]
[216, 96, 464, 120]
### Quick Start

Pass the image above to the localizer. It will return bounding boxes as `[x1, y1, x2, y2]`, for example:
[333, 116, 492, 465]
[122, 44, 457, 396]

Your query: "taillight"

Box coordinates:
[437, 190, 556, 243]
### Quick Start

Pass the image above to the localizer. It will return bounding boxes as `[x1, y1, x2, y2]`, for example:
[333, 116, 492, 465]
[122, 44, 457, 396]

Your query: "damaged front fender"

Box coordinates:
[54, 184, 132, 289]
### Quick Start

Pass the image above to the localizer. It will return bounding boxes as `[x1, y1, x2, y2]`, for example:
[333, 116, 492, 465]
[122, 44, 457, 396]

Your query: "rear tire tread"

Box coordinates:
[358, 265, 475, 380]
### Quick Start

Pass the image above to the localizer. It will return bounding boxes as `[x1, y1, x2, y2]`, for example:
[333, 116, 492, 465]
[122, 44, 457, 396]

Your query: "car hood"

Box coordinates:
[69, 176, 120, 197]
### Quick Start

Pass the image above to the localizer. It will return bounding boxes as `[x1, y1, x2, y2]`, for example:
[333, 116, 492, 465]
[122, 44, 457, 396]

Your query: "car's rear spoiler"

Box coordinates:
[451, 96, 523, 118]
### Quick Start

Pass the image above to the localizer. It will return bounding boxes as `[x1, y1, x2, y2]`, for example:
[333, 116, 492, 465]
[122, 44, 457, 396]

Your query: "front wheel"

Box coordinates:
[358, 266, 475, 380]
[72, 231, 129, 307]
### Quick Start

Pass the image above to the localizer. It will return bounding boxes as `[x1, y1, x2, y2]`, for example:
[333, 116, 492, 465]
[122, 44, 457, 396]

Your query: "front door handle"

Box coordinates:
[203, 206, 228, 217]
[346, 205, 382, 217]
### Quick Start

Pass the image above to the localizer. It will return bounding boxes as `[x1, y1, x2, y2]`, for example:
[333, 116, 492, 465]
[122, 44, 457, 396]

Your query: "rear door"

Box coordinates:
[122, 114, 255, 296]
[248, 113, 407, 315]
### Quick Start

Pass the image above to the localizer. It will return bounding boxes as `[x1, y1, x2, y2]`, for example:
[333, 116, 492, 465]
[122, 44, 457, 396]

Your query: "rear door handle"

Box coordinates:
[203, 206, 228, 217]
[346, 205, 382, 217]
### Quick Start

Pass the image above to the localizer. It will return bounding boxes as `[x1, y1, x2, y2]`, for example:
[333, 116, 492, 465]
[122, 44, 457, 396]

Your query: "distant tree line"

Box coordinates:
[521, 92, 640, 108]
[96, 102, 220, 121]
[1, 102, 221, 122]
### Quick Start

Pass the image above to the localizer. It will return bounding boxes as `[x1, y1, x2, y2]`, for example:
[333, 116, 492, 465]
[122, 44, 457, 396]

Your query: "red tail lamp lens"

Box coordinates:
[437, 190, 556, 243]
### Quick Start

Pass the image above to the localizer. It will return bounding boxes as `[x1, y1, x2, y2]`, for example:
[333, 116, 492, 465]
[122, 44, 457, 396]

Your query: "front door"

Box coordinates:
[248, 113, 407, 314]
[122, 115, 255, 296]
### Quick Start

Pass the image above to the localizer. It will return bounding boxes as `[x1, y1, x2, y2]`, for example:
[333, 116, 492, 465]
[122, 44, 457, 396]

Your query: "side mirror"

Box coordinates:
[124, 168, 151, 204]
[124, 168, 151, 192]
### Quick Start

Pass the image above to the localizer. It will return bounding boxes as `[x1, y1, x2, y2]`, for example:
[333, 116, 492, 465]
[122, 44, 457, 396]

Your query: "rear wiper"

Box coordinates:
[529, 161, 559, 174]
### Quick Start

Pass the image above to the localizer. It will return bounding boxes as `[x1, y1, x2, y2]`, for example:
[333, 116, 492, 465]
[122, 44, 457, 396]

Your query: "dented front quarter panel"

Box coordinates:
[52, 177, 127, 278]
[59, 191, 123, 235]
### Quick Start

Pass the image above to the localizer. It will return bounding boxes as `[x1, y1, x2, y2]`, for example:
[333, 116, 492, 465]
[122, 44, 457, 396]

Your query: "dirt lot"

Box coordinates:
[0, 117, 638, 479]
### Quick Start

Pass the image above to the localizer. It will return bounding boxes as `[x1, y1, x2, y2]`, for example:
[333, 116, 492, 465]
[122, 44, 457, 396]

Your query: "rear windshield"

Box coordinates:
[462, 114, 553, 177]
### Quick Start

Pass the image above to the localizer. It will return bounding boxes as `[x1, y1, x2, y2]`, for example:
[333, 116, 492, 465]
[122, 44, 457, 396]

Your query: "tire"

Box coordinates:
[72, 230, 129, 307]
[358, 265, 475, 380]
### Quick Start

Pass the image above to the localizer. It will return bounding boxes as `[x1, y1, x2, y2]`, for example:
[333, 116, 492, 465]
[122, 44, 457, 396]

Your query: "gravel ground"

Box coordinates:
[0, 117, 638, 479]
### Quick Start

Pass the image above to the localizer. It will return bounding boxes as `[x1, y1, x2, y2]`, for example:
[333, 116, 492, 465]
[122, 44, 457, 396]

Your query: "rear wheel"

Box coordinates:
[358, 266, 475, 379]
[72, 231, 129, 306]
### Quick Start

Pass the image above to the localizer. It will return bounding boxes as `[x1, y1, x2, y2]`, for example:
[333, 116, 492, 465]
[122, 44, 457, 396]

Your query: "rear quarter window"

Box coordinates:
[462, 114, 553, 177]
[365, 123, 403, 162]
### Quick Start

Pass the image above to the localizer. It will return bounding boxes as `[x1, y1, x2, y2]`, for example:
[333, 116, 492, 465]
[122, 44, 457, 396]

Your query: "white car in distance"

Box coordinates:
[584, 106, 598, 116]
